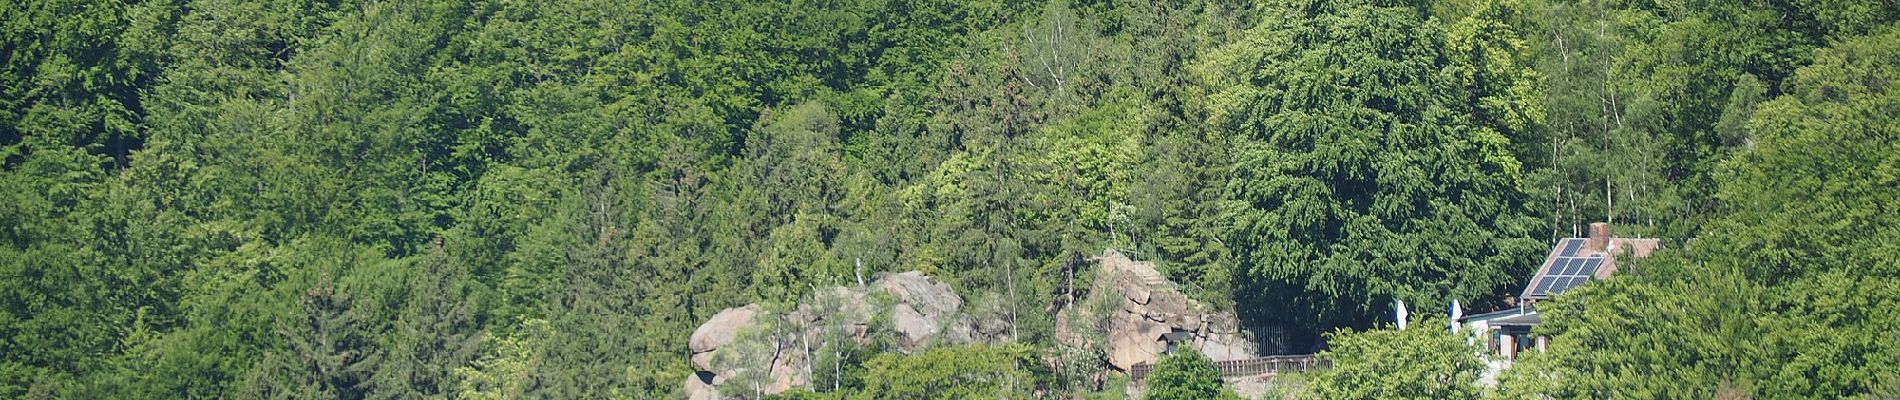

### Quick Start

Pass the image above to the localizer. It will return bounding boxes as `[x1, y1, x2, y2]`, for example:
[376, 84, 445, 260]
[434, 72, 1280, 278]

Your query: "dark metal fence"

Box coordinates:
[1130, 354, 1329, 383]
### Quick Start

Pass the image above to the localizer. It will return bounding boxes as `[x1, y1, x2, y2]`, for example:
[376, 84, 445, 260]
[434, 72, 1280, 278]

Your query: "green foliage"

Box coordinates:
[368, 241, 486, 400]
[1491, 261, 1765, 398]
[1207, 0, 1544, 339]
[1497, 25, 1900, 399]
[1145, 349, 1240, 400]
[1442, 0, 1544, 153]
[237, 272, 382, 400]
[850, 344, 1043, 399]
[1306, 317, 1482, 400]
[3, 0, 1896, 397]
[453, 318, 550, 400]
[0, 137, 114, 397]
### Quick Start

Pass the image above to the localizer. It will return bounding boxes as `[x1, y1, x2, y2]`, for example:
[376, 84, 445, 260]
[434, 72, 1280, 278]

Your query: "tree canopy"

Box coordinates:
[2, 0, 1897, 397]
[1145, 349, 1241, 400]
[1496, 24, 1900, 399]
[1305, 317, 1483, 400]
[1206, 0, 1543, 343]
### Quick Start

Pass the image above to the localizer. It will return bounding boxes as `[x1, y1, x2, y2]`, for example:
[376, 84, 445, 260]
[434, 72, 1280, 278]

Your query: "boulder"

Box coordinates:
[877, 271, 962, 318]
[1119, 275, 1152, 306]
[890, 303, 941, 348]
[876, 271, 964, 350]
[1099, 249, 1160, 279]
[948, 313, 1013, 346]
[1142, 290, 1193, 318]
[1107, 311, 1172, 371]
[686, 271, 970, 396]
[1166, 313, 1204, 332]
[798, 287, 875, 327]
[1071, 250, 1262, 371]
[691, 305, 761, 354]
[1204, 312, 1242, 334]
[684, 371, 718, 400]
[705, 333, 810, 397]
[765, 353, 808, 395]
[794, 286, 878, 347]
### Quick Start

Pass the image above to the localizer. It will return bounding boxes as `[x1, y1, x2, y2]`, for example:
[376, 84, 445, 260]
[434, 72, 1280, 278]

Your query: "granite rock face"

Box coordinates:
[685, 271, 970, 397]
[690, 304, 761, 370]
[877, 271, 963, 348]
[1063, 249, 1259, 371]
[686, 250, 1261, 397]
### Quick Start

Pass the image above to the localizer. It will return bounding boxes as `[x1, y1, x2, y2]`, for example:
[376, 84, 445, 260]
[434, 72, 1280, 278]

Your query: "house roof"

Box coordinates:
[1459, 306, 1543, 326]
[1519, 235, 1662, 300]
[1160, 332, 1195, 343]
[1461, 306, 1530, 322]
[1486, 310, 1543, 326]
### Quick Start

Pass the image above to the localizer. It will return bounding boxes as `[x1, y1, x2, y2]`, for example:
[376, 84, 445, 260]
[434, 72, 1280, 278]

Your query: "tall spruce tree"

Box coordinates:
[240, 273, 380, 400]
[368, 238, 485, 400]
[1206, 0, 1543, 344]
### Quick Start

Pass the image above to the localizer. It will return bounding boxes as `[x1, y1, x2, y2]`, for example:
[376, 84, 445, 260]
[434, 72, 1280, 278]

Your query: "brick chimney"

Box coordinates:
[1587, 222, 1611, 253]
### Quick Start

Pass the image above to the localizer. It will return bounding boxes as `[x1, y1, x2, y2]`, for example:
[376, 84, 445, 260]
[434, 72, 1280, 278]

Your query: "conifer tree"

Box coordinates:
[240, 273, 380, 400]
[369, 238, 486, 400]
[1208, 0, 1543, 341]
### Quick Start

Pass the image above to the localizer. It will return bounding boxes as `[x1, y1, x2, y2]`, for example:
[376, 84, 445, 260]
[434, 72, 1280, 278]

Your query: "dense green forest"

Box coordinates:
[2, 0, 1896, 398]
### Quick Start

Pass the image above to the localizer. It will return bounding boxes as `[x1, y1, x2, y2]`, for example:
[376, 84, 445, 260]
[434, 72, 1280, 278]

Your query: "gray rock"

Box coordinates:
[765, 347, 808, 395]
[684, 371, 718, 400]
[876, 271, 964, 350]
[1167, 313, 1204, 332]
[1072, 250, 1261, 371]
[1143, 290, 1192, 318]
[1120, 275, 1152, 306]
[1204, 313, 1242, 334]
[686, 270, 970, 396]
[877, 271, 962, 319]
[1107, 311, 1172, 371]
[691, 305, 761, 354]
[890, 303, 940, 348]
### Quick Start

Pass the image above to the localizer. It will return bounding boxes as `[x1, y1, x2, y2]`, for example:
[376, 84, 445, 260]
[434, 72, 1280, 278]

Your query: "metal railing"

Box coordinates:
[1130, 354, 1329, 383]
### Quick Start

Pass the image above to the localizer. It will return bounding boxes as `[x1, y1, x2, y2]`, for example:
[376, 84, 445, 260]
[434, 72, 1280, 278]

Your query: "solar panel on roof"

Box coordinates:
[1551, 279, 1573, 294]
[1579, 257, 1603, 275]
[1532, 277, 1557, 295]
[1558, 239, 1585, 256]
[1529, 252, 1614, 298]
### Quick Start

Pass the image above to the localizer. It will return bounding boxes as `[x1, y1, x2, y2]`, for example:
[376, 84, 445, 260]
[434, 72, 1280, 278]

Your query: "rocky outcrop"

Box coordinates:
[690, 304, 761, 371]
[877, 271, 963, 348]
[1107, 310, 1174, 369]
[787, 286, 877, 342]
[1062, 249, 1258, 371]
[687, 251, 1261, 396]
[686, 271, 971, 397]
